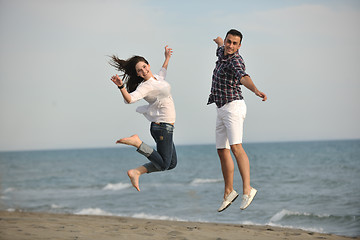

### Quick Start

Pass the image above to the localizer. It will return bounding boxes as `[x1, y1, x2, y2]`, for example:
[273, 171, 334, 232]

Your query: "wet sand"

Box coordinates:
[0, 211, 358, 240]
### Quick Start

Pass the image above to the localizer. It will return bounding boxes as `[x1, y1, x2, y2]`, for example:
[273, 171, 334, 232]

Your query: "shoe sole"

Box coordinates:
[240, 190, 257, 210]
[218, 194, 239, 212]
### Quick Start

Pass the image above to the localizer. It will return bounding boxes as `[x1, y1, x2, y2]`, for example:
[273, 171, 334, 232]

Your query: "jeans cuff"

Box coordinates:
[143, 163, 160, 173]
[136, 142, 154, 157]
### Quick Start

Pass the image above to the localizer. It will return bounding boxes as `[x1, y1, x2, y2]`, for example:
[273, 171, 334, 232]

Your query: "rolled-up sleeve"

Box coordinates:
[216, 46, 224, 58]
[157, 67, 167, 79]
[232, 59, 248, 85]
[127, 83, 148, 104]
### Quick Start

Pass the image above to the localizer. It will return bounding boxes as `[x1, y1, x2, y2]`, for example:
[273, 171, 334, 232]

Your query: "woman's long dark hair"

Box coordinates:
[109, 55, 149, 93]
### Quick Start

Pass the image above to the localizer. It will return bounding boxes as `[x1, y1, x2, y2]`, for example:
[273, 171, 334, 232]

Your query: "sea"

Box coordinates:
[0, 140, 359, 237]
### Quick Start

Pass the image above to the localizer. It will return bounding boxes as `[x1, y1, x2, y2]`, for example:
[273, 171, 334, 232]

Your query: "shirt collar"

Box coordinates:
[220, 46, 239, 61]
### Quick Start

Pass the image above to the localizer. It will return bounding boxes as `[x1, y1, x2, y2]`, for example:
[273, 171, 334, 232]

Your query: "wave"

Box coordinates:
[270, 209, 316, 222]
[103, 182, 131, 191]
[75, 208, 113, 216]
[269, 209, 345, 223]
[190, 178, 223, 185]
[268, 209, 360, 235]
[268, 222, 324, 234]
[267, 210, 324, 233]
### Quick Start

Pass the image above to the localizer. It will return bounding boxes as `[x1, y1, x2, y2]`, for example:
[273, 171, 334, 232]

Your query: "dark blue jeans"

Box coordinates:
[137, 122, 177, 173]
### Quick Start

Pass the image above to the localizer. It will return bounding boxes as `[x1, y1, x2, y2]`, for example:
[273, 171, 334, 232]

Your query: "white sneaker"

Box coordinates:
[217, 190, 239, 212]
[240, 188, 257, 210]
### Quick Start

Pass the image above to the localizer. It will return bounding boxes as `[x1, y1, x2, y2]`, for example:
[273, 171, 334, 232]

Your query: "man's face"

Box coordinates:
[224, 34, 241, 55]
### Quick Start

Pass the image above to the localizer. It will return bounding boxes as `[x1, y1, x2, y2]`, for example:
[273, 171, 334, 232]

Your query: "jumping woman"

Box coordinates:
[109, 45, 177, 191]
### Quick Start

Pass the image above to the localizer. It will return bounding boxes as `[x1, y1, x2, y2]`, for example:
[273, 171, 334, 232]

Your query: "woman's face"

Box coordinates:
[135, 61, 151, 80]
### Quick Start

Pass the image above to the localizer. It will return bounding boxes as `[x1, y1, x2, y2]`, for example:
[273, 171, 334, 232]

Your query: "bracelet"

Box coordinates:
[118, 85, 124, 90]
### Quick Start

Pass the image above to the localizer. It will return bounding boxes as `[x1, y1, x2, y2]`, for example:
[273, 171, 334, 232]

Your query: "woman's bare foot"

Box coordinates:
[116, 134, 142, 148]
[127, 169, 141, 191]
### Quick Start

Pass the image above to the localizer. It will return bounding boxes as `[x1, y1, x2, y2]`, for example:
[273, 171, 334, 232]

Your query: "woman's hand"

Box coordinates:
[111, 74, 123, 87]
[111, 74, 131, 103]
[162, 45, 173, 70]
[164, 45, 173, 59]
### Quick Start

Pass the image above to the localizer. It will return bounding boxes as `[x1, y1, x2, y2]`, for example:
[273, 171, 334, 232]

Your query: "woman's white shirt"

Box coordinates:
[127, 68, 176, 123]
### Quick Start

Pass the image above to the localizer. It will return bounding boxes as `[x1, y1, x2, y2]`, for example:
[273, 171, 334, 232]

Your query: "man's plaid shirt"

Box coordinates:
[207, 46, 248, 108]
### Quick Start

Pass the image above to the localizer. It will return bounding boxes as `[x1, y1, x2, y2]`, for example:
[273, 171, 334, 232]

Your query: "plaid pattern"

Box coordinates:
[207, 46, 248, 108]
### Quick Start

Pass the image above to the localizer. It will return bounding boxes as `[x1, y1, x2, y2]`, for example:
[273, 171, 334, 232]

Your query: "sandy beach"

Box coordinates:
[0, 211, 358, 240]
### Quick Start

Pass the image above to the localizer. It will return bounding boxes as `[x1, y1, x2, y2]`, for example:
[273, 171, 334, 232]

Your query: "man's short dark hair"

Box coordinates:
[225, 29, 243, 43]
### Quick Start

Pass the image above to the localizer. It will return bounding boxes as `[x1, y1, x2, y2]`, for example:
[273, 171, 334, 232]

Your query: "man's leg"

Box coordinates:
[216, 104, 239, 212]
[217, 148, 235, 199]
[230, 143, 251, 195]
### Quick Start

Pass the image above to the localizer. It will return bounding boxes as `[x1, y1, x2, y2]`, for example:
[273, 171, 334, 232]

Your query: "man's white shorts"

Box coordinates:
[216, 100, 247, 149]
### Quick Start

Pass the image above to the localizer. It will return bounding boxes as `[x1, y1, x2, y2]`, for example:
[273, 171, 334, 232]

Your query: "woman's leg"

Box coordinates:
[118, 124, 175, 172]
[116, 135, 148, 191]
[167, 143, 177, 170]
[127, 165, 147, 191]
[116, 134, 142, 148]
[142, 142, 177, 173]
[146, 123, 176, 172]
[116, 123, 177, 191]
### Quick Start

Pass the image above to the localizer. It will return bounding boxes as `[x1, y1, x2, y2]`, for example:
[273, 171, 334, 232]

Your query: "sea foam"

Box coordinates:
[51, 204, 62, 209]
[132, 212, 186, 222]
[75, 208, 113, 216]
[190, 178, 222, 185]
[103, 182, 131, 191]
[4, 187, 15, 193]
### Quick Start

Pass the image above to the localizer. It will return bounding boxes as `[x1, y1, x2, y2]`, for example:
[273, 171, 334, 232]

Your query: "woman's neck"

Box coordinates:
[144, 73, 156, 81]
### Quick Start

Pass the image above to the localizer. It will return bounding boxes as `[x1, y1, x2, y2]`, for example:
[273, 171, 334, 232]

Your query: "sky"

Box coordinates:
[0, 0, 359, 151]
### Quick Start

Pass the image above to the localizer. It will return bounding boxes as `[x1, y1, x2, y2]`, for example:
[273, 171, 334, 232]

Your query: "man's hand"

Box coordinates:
[255, 90, 267, 102]
[213, 37, 224, 47]
[241, 75, 267, 102]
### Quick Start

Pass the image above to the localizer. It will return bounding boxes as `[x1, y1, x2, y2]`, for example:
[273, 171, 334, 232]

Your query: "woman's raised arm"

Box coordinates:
[111, 74, 132, 103]
[162, 45, 173, 70]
